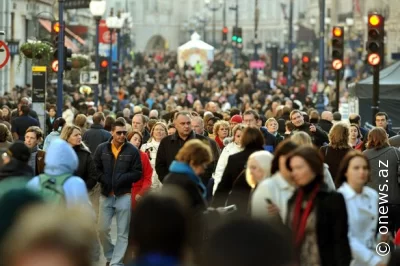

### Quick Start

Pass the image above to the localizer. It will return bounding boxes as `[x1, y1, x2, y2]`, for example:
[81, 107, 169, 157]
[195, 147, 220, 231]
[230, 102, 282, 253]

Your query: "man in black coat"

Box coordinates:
[156, 111, 220, 185]
[93, 120, 142, 266]
[11, 105, 39, 141]
[11, 97, 39, 122]
[290, 110, 328, 147]
[83, 112, 112, 154]
[318, 111, 333, 134]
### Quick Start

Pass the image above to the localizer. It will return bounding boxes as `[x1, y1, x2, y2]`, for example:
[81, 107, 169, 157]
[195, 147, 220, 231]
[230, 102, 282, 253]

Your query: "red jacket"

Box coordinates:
[131, 150, 153, 208]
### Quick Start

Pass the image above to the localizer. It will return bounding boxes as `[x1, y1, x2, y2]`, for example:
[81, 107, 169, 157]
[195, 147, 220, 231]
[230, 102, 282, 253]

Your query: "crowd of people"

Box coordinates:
[1, 52, 400, 266]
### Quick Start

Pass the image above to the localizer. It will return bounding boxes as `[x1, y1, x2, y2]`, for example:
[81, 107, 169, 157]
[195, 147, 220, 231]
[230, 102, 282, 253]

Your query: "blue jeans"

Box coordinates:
[99, 194, 131, 266]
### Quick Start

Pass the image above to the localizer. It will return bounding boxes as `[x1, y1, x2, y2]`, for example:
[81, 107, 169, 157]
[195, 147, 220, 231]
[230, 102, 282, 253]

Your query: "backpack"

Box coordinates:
[38, 173, 71, 204]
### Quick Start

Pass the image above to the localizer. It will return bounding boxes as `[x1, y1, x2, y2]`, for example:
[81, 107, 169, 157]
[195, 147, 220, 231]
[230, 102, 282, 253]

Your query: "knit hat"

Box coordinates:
[230, 115, 243, 124]
[7, 141, 31, 163]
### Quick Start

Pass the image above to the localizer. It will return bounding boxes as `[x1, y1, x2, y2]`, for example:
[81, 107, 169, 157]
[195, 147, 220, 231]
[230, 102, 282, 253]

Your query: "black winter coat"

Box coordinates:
[292, 122, 329, 147]
[82, 124, 112, 154]
[213, 146, 263, 208]
[287, 185, 352, 266]
[156, 131, 220, 184]
[318, 119, 333, 134]
[73, 144, 98, 190]
[94, 138, 142, 196]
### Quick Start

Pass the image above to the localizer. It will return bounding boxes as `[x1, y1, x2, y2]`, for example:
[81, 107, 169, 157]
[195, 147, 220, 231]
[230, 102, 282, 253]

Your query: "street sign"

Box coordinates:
[32, 66, 47, 134]
[64, 0, 90, 9]
[249, 60, 265, 69]
[0, 40, 10, 69]
[6, 40, 19, 56]
[80, 71, 99, 84]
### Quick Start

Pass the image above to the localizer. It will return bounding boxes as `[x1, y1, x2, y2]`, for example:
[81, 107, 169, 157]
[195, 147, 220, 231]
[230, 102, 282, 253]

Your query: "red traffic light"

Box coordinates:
[369, 15, 381, 27]
[52, 22, 60, 33]
[332, 27, 343, 37]
[282, 56, 289, 64]
[367, 53, 381, 66]
[222, 27, 228, 34]
[101, 60, 108, 68]
[302, 56, 310, 64]
[332, 59, 343, 70]
[51, 60, 59, 72]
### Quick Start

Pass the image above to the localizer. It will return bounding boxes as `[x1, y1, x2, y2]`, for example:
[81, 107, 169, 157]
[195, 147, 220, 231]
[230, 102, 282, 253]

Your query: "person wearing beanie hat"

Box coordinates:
[230, 115, 242, 130]
[0, 141, 34, 198]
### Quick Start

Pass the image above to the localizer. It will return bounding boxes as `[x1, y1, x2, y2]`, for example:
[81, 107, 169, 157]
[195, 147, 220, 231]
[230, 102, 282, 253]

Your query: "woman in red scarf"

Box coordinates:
[286, 146, 351, 266]
[212, 120, 230, 150]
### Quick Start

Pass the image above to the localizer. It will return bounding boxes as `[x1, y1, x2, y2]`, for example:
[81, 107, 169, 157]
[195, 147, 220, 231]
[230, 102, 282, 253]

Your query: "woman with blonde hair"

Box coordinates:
[320, 122, 352, 180]
[74, 114, 88, 135]
[60, 125, 97, 192]
[290, 131, 335, 190]
[163, 139, 213, 212]
[141, 122, 168, 191]
[212, 120, 230, 150]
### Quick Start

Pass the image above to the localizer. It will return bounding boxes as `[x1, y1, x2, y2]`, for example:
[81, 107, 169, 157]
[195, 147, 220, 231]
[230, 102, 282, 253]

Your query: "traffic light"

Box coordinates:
[232, 27, 238, 45]
[236, 27, 243, 43]
[99, 57, 108, 84]
[111, 61, 119, 82]
[281, 54, 289, 74]
[331, 26, 344, 70]
[51, 21, 60, 35]
[301, 52, 311, 80]
[366, 13, 384, 67]
[64, 47, 72, 71]
[222, 27, 228, 42]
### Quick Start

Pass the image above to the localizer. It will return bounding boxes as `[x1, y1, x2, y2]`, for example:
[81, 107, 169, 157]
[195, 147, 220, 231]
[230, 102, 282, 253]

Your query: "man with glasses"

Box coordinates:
[94, 120, 142, 266]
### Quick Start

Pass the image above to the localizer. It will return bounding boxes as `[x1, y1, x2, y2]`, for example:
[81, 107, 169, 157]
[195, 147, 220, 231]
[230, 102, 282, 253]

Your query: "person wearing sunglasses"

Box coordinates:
[93, 120, 142, 266]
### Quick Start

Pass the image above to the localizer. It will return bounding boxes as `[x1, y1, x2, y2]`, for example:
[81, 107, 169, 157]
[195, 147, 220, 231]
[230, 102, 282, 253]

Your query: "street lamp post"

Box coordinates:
[106, 15, 123, 95]
[90, 0, 106, 106]
[318, 0, 326, 82]
[205, 0, 223, 48]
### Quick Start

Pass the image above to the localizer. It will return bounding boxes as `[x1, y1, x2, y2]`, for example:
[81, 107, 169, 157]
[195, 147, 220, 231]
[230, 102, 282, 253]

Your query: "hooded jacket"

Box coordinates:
[27, 138, 90, 208]
[43, 131, 61, 151]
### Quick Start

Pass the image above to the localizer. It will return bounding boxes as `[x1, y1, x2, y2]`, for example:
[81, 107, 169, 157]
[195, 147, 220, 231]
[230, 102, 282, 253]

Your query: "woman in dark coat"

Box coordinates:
[163, 139, 212, 213]
[286, 146, 351, 266]
[363, 127, 400, 236]
[320, 122, 352, 182]
[213, 127, 264, 211]
[60, 125, 97, 190]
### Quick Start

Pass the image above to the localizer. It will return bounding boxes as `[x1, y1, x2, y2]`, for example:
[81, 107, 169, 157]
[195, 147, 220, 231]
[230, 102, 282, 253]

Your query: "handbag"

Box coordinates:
[225, 169, 246, 207]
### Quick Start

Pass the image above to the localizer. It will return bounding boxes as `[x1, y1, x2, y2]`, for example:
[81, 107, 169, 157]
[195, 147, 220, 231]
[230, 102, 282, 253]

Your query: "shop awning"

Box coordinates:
[38, 19, 80, 53]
